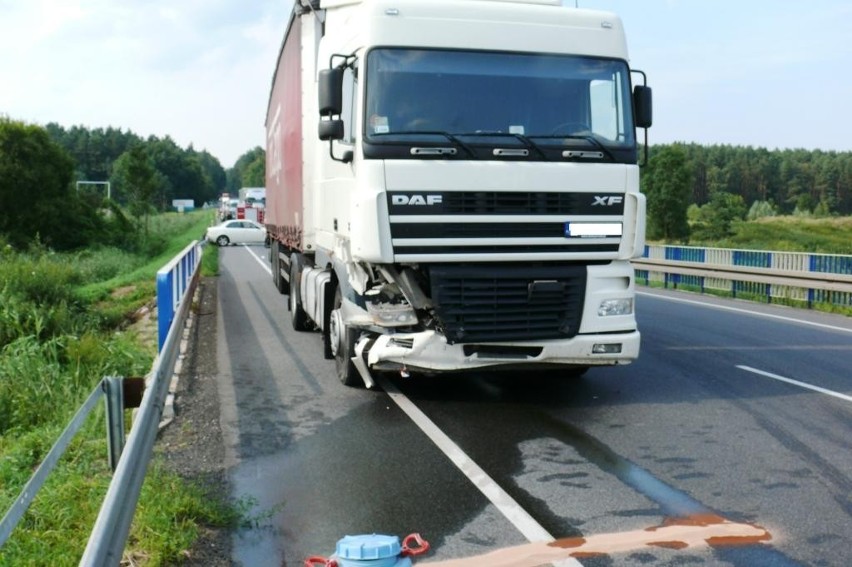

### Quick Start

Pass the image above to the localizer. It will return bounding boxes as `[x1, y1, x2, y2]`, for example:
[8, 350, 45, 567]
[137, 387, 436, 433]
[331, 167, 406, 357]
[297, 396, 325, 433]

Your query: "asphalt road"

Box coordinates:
[213, 245, 852, 567]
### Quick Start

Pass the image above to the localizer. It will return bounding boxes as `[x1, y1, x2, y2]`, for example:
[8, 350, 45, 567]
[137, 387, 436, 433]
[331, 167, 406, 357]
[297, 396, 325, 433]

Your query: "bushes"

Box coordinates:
[715, 216, 852, 254]
[0, 300, 149, 436]
[0, 330, 149, 434]
[0, 254, 83, 348]
[0, 211, 211, 434]
[0, 245, 153, 434]
[0, 193, 224, 565]
[71, 246, 138, 283]
[0, 337, 72, 433]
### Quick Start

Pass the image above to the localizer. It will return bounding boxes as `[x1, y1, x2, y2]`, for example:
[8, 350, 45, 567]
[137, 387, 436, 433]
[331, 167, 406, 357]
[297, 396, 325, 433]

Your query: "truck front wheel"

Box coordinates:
[329, 286, 361, 387]
[288, 254, 311, 331]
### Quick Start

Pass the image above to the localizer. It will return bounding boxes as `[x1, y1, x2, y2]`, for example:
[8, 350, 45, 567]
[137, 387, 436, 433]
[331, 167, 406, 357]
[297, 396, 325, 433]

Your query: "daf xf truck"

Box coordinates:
[265, 0, 653, 386]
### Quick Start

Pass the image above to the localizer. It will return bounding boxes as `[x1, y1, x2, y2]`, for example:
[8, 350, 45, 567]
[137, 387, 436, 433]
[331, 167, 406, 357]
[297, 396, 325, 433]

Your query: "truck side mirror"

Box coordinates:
[318, 63, 351, 162]
[633, 85, 653, 129]
[318, 68, 343, 117]
[319, 119, 344, 141]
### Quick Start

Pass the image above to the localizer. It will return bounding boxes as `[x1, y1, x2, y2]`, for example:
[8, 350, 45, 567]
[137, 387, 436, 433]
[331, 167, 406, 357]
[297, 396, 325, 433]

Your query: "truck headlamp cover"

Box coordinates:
[598, 298, 633, 317]
[593, 343, 622, 354]
[365, 302, 418, 327]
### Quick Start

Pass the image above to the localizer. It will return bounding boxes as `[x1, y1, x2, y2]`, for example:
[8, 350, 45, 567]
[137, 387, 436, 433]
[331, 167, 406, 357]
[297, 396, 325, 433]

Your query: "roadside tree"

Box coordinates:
[0, 118, 98, 249]
[642, 144, 692, 241]
[113, 144, 160, 239]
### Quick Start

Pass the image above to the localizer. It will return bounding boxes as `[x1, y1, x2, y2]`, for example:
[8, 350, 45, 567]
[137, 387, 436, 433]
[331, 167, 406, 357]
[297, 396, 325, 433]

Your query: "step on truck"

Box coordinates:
[265, 0, 652, 386]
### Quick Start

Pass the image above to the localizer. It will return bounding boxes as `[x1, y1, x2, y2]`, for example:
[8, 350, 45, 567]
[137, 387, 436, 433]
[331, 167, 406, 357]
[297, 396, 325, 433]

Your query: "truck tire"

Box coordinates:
[288, 253, 312, 331]
[271, 241, 287, 294]
[329, 286, 361, 387]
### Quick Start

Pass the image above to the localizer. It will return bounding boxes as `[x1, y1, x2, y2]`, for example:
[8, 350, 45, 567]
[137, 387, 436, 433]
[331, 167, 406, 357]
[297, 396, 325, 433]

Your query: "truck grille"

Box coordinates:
[429, 264, 587, 344]
[388, 191, 624, 258]
[388, 191, 624, 216]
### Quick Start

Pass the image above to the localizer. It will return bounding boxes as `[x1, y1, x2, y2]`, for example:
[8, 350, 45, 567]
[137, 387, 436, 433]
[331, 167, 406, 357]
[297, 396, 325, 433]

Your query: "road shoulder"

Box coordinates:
[156, 277, 233, 565]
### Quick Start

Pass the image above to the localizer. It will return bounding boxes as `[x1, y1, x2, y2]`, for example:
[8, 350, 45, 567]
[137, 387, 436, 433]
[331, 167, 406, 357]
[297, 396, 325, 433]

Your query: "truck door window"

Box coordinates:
[342, 66, 356, 144]
[590, 73, 626, 142]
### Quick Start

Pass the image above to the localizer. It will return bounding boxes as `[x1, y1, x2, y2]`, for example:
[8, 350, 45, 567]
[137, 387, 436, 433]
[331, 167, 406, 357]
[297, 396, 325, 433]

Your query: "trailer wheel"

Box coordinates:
[271, 241, 286, 294]
[329, 286, 361, 387]
[288, 254, 311, 331]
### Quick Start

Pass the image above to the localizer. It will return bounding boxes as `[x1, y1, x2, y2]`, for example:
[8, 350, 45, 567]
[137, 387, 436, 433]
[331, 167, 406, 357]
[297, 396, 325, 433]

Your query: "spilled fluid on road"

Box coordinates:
[424, 513, 772, 566]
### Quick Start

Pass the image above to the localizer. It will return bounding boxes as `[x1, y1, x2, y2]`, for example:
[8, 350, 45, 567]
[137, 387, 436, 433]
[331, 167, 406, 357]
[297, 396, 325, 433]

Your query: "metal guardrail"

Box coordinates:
[0, 378, 126, 547]
[81, 240, 202, 565]
[635, 245, 852, 308]
[0, 240, 202, 564]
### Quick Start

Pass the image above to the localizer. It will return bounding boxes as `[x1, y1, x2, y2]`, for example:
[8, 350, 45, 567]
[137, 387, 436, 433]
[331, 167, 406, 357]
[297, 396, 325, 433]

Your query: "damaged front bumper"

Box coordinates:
[353, 329, 640, 379]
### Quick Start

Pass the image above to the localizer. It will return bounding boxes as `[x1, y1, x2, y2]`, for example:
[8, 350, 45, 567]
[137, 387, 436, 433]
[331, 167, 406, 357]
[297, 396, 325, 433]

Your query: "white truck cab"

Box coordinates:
[266, 0, 652, 386]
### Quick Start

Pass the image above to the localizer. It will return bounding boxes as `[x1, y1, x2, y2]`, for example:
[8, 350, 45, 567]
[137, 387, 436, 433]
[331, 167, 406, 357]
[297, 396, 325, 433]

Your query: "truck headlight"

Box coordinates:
[365, 302, 418, 327]
[598, 298, 633, 317]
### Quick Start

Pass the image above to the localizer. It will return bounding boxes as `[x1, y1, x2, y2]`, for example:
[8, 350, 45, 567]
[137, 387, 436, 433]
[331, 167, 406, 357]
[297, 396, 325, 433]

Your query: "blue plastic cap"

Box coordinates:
[336, 534, 401, 561]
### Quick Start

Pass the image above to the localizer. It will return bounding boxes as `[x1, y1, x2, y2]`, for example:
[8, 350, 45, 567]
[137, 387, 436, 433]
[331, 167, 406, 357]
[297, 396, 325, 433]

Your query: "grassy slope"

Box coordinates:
[692, 216, 852, 255]
[0, 211, 234, 566]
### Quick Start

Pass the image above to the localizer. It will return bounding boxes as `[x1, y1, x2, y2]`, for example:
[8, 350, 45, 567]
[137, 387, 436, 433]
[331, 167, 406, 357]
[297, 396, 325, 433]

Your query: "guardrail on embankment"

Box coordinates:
[634, 245, 852, 309]
[0, 240, 202, 566]
[81, 240, 202, 565]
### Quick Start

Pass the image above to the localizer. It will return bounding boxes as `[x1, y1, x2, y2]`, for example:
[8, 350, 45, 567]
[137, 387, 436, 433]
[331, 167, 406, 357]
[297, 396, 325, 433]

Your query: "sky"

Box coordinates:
[1, 0, 850, 168]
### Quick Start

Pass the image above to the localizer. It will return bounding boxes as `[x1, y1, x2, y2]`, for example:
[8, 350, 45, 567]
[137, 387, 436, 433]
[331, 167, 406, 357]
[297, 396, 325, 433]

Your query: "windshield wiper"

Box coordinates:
[389, 131, 476, 158]
[535, 133, 616, 162]
[458, 131, 547, 159]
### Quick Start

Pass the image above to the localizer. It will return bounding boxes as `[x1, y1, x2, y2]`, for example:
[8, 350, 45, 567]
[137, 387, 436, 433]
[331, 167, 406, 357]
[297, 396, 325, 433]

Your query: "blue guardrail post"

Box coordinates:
[156, 271, 173, 352]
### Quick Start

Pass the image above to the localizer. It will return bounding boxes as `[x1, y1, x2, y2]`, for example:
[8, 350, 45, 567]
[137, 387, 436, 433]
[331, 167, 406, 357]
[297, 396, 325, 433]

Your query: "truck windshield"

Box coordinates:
[364, 48, 636, 152]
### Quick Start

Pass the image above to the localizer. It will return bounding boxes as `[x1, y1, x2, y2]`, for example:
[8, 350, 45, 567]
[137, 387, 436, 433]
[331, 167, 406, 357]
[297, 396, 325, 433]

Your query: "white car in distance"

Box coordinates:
[205, 219, 267, 247]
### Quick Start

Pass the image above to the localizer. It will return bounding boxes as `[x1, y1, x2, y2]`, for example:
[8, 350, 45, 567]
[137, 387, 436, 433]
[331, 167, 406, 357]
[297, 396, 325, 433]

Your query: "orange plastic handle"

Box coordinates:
[401, 533, 431, 557]
[304, 557, 337, 567]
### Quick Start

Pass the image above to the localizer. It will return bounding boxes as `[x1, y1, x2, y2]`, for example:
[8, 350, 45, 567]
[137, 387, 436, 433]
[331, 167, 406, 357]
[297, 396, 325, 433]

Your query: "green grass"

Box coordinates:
[0, 209, 234, 565]
[125, 461, 239, 566]
[201, 241, 219, 277]
[76, 211, 214, 302]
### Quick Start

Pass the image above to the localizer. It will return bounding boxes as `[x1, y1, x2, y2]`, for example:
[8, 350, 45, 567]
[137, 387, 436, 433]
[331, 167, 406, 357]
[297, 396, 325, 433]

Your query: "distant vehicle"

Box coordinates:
[239, 187, 266, 206]
[217, 196, 241, 221]
[205, 219, 267, 247]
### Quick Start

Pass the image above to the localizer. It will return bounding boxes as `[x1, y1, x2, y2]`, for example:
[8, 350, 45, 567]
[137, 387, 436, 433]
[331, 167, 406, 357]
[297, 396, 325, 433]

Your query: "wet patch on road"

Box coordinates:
[422, 515, 771, 566]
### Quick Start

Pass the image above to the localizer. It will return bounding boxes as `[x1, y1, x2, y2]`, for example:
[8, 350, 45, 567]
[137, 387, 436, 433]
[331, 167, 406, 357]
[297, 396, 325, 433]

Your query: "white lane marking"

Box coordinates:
[243, 245, 272, 275]
[737, 365, 852, 403]
[666, 345, 852, 351]
[637, 291, 852, 334]
[375, 376, 579, 564]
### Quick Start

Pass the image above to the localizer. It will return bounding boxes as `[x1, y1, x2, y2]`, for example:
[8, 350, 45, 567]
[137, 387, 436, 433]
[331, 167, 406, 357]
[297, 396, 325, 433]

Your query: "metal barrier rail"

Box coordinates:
[81, 240, 202, 565]
[0, 240, 202, 564]
[635, 245, 852, 307]
[0, 378, 126, 547]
